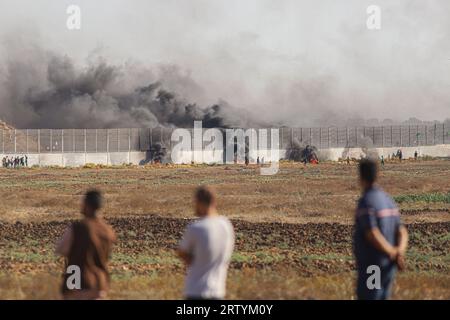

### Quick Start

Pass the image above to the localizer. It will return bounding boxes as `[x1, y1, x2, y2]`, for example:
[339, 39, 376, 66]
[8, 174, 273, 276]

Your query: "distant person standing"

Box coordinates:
[380, 155, 385, 168]
[354, 159, 408, 300]
[56, 190, 116, 300]
[414, 150, 418, 161]
[397, 149, 403, 162]
[178, 186, 235, 300]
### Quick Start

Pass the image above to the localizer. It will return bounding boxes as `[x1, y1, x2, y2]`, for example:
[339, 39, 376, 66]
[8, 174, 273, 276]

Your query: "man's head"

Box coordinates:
[81, 189, 103, 217]
[194, 186, 216, 217]
[359, 159, 378, 190]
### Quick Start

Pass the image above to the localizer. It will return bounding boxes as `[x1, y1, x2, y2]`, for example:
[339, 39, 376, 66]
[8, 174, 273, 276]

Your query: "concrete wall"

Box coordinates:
[0, 152, 147, 167]
[1, 145, 448, 167]
[175, 145, 450, 163]
[317, 144, 450, 161]
[172, 149, 280, 164]
[175, 145, 450, 164]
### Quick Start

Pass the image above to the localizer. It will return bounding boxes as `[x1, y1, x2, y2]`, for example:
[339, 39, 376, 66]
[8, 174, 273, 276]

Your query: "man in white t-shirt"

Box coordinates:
[178, 186, 235, 300]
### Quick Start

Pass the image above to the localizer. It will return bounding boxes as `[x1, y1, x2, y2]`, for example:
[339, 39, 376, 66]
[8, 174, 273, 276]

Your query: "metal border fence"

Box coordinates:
[0, 124, 449, 154]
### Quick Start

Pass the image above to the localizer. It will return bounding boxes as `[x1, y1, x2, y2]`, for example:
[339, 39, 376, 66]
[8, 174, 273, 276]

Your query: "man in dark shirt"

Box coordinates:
[353, 159, 408, 300]
[56, 190, 116, 299]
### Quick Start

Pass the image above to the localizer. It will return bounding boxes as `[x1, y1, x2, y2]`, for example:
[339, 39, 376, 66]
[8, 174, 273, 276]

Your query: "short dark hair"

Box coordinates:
[84, 189, 103, 211]
[195, 186, 216, 206]
[359, 159, 378, 184]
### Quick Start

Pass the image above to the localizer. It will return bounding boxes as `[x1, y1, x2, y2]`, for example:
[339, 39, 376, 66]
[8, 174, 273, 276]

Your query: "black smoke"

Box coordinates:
[285, 139, 319, 162]
[0, 49, 261, 129]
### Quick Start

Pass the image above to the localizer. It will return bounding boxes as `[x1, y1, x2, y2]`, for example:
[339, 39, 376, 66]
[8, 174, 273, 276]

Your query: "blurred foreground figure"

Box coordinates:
[56, 190, 116, 300]
[178, 186, 235, 300]
[354, 159, 408, 300]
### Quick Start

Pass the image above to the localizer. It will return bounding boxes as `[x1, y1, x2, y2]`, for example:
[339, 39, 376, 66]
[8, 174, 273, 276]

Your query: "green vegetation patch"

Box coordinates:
[394, 192, 450, 204]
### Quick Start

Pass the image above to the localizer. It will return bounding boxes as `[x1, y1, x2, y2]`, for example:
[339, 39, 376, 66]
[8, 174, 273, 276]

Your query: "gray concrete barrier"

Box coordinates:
[316, 144, 450, 161]
[1, 145, 449, 167]
[0, 152, 147, 167]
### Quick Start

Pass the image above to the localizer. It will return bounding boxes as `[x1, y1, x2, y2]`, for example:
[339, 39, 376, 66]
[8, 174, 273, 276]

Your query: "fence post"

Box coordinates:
[290, 128, 293, 148]
[372, 127, 375, 146]
[337, 128, 339, 147]
[106, 129, 109, 165]
[38, 129, 41, 153]
[61, 129, 64, 167]
[408, 125, 411, 146]
[346, 127, 349, 147]
[84, 129, 87, 164]
[389, 126, 391, 147]
[319, 128, 322, 149]
[138, 128, 141, 151]
[416, 125, 419, 146]
[128, 128, 131, 164]
[149, 128, 152, 148]
[327, 127, 330, 148]
[128, 128, 131, 151]
[118, 129, 120, 151]
[434, 124, 436, 145]
[400, 126, 403, 147]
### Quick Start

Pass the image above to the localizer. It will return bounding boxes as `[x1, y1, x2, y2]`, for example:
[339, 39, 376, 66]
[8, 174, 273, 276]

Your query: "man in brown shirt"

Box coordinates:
[56, 190, 116, 300]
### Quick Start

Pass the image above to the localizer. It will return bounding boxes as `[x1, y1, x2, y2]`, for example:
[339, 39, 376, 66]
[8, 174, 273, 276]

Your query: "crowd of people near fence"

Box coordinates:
[2, 155, 28, 168]
[51, 159, 408, 301]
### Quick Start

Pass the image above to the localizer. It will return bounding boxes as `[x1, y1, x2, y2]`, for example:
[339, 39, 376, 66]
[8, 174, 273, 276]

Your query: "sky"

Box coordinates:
[0, 0, 449, 127]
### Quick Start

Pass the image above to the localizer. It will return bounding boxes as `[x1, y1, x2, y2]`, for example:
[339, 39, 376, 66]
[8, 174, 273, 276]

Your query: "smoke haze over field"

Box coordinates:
[0, 42, 259, 128]
[0, 0, 449, 128]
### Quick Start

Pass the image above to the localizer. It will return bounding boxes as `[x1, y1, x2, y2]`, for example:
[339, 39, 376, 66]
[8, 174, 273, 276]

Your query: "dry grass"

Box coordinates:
[1, 270, 448, 300]
[0, 160, 449, 224]
[0, 160, 449, 299]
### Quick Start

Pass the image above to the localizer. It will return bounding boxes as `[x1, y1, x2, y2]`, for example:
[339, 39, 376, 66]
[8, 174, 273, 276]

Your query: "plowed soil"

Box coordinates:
[0, 160, 449, 299]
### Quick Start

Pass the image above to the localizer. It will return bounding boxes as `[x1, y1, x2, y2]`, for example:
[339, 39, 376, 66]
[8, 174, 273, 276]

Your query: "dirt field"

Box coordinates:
[0, 160, 449, 299]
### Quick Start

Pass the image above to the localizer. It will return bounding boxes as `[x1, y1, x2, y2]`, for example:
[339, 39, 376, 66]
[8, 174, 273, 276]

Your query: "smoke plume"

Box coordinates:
[1, 1, 449, 128]
[0, 46, 262, 129]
